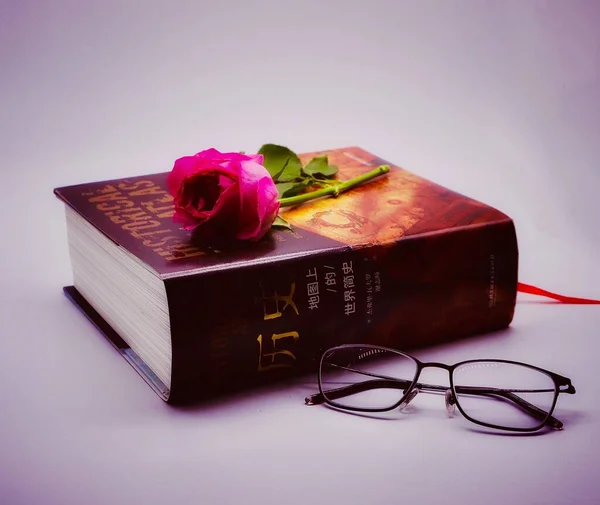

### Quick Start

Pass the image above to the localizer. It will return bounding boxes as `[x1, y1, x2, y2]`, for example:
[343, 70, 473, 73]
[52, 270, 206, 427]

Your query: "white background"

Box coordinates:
[1, 1, 599, 504]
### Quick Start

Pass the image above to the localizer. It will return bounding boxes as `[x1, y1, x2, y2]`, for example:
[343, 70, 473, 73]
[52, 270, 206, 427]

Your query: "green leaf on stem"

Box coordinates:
[276, 181, 309, 198]
[279, 164, 390, 208]
[271, 157, 290, 183]
[276, 182, 295, 199]
[303, 155, 338, 178]
[258, 144, 303, 182]
[271, 215, 292, 230]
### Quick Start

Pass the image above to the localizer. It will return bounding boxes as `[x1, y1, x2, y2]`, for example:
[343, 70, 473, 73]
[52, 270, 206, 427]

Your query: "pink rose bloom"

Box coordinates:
[167, 148, 279, 242]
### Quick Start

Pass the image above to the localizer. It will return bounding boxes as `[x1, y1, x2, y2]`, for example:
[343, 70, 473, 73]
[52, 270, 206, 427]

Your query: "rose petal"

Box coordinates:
[236, 159, 279, 241]
[195, 148, 252, 163]
[190, 181, 241, 239]
[167, 156, 201, 197]
[181, 173, 221, 211]
[168, 154, 241, 199]
[248, 153, 264, 165]
[219, 174, 235, 191]
[244, 178, 279, 241]
[173, 206, 206, 230]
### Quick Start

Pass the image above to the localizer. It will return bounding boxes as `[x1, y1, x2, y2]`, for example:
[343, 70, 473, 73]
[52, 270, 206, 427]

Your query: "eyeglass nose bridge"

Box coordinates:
[420, 361, 453, 371]
[398, 386, 457, 418]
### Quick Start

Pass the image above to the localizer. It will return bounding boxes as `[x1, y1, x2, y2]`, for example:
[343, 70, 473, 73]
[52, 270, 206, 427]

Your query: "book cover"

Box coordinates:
[54, 147, 518, 403]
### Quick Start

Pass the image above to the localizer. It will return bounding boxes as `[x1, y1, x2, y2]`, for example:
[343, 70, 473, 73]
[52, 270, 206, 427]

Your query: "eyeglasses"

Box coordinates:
[305, 344, 576, 432]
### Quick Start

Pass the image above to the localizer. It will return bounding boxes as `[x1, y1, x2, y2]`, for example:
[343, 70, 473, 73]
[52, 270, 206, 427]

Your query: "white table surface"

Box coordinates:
[2, 1, 599, 504]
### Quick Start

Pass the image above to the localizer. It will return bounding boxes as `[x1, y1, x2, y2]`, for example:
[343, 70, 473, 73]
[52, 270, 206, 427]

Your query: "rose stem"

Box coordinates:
[278, 165, 390, 208]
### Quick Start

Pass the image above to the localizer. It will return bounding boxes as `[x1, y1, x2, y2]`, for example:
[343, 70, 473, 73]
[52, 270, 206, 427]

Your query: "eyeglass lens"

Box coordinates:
[320, 346, 418, 410]
[452, 361, 557, 430]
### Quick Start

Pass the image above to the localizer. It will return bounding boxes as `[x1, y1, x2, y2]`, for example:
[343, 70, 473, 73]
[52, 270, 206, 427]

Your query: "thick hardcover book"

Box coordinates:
[54, 147, 518, 403]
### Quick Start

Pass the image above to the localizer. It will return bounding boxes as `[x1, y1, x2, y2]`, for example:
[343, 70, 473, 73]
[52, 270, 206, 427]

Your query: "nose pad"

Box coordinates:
[399, 389, 419, 410]
[445, 389, 456, 417]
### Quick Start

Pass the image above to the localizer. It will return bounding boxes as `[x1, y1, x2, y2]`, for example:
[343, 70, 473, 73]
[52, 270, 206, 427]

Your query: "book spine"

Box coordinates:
[164, 219, 518, 404]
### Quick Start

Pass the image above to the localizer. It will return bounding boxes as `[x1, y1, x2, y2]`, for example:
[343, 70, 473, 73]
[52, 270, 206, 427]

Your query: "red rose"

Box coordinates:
[167, 148, 279, 242]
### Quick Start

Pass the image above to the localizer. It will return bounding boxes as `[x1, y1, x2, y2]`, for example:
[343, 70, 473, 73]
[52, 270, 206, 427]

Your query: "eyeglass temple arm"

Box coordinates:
[305, 378, 567, 429]
[305, 378, 414, 405]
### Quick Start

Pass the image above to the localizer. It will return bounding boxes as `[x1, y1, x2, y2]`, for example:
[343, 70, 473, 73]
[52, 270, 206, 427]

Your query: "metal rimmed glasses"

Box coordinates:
[305, 344, 576, 432]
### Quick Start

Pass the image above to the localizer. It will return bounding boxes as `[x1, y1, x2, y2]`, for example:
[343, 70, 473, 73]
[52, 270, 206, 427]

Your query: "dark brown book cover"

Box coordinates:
[54, 147, 518, 403]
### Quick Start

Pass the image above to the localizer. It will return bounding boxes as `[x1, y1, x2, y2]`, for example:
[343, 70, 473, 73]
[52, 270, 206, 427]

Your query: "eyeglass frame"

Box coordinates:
[305, 344, 576, 433]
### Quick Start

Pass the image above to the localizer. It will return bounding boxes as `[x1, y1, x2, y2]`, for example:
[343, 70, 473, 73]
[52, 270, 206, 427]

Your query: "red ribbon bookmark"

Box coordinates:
[518, 282, 600, 305]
